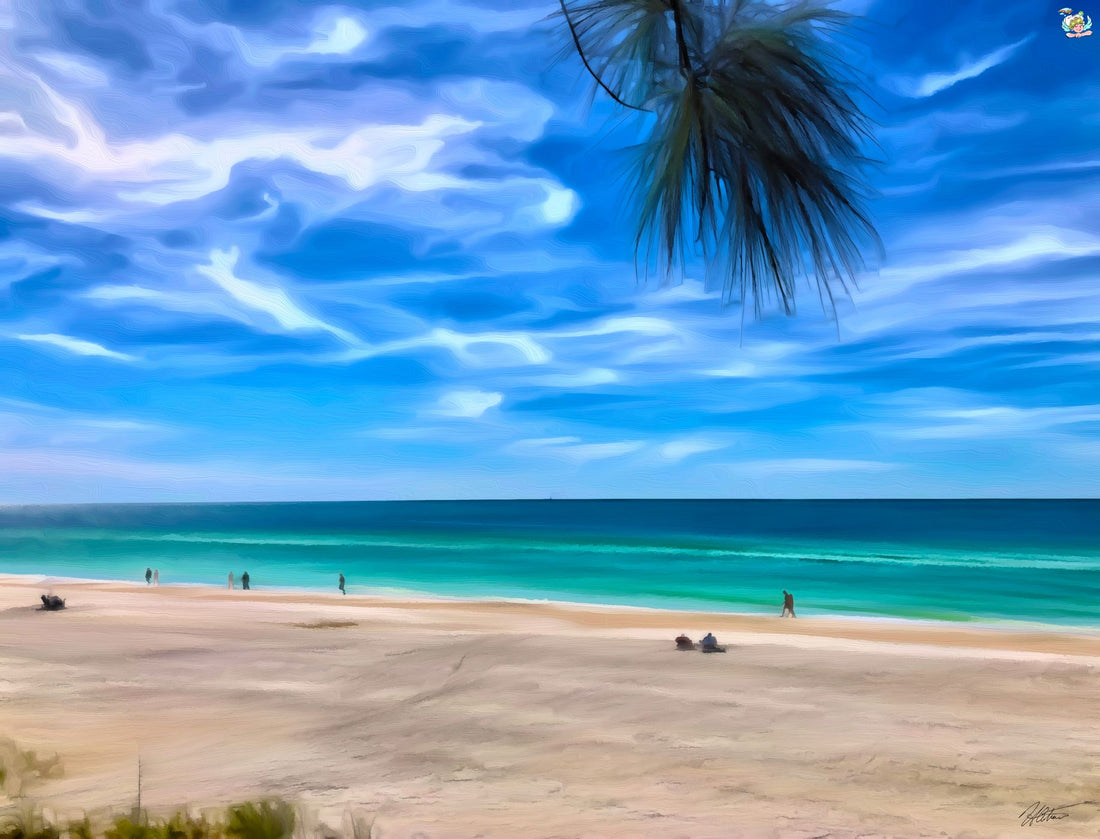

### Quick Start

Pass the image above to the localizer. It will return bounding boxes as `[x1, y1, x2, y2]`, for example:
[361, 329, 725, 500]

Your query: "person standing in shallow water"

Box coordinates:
[338, 573, 346, 595]
[228, 571, 234, 590]
[153, 569, 159, 586]
[241, 571, 250, 591]
[781, 590, 796, 618]
[145, 567, 152, 585]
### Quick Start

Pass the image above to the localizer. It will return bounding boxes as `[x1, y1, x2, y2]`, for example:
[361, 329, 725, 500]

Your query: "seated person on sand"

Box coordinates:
[700, 632, 719, 651]
[675, 633, 695, 650]
[39, 594, 65, 611]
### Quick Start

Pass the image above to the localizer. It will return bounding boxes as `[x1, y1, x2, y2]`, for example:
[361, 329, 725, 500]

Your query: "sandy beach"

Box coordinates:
[1, 576, 1098, 838]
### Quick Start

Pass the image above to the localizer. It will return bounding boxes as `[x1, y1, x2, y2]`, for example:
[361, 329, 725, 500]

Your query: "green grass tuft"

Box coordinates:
[2, 739, 317, 839]
[225, 801, 295, 839]
[0, 806, 61, 839]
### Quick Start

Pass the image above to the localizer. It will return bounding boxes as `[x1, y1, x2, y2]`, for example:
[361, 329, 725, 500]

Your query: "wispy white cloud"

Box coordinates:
[876, 328, 1100, 364]
[77, 419, 165, 432]
[0, 408, 172, 448]
[14, 333, 136, 362]
[879, 107, 1029, 151]
[31, 51, 110, 86]
[836, 224, 1100, 344]
[737, 458, 897, 477]
[432, 390, 503, 418]
[0, 397, 166, 435]
[0, 65, 481, 207]
[523, 368, 619, 388]
[197, 248, 360, 344]
[334, 327, 551, 367]
[888, 37, 1033, 98]
[897, 228, 1100, 280]
[84, 284, 250, 322]
[384, 173, 580, 230]
[658, 439, 726, 462]
[964, 157, 1100, 181]
[506, 436, 579, 451]
[508, 436, 644, 464]
[641, 279, 715, 304]
[230, 12, 369, 66]
[702, 362, 758, 379]
[539, 316, 692, 368]
[438, 79, 554, 143]
[549, 316, 681, 340]
[885, 403, 1100, 440]
[554, 441, 646, 464]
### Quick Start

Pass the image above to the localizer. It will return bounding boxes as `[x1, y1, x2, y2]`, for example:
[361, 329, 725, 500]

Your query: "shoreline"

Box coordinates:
[10, 568, 1100, 631]
[5, 572, 1100, 660]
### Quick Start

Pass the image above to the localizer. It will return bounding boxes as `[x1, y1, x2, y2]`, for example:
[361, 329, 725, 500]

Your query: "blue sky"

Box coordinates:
[0, 0, 1098, 502]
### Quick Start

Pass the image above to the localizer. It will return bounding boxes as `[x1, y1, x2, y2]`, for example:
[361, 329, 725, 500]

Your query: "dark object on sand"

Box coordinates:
[700, 632, 726, 653]
[39, 594, 66, 611]
[675, 634, 695, 651]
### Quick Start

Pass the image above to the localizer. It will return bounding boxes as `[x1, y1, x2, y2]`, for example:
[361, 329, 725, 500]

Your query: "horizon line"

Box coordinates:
[1, 496, 1099, 508]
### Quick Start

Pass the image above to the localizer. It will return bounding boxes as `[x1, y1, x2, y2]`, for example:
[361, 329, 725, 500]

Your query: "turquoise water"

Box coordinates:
[1, 499, 1098, 626]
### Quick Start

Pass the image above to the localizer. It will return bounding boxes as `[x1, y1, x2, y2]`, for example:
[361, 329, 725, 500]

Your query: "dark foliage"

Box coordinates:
[559, 0, 881, 317]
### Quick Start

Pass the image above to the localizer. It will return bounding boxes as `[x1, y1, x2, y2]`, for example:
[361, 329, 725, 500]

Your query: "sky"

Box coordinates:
[0, 0, 1097, 502]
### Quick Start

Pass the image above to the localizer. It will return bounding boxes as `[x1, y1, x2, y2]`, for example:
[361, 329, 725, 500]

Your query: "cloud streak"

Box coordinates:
[889, 36, 1033, 98]
[14, 334, 136, 362]
[197, 248, 360, 344]
[433, 390, 503, 418]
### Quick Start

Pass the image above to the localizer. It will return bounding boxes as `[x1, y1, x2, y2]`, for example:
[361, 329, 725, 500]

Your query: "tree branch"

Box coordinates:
[560, 0, 648, 112]
[668, 0, 694, 78]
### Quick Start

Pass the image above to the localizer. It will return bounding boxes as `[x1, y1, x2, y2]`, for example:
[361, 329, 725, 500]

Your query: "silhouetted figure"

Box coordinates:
[338, 573, 346, 595]
[153, 569, 159, 586]
[228, 572, 235, 590]
[675, 633, 694, 651]
[782, 590, 796, 618]
[241, 571, 250, 591]
[145, 567, 152, 585]
[40, 594, 65, 611]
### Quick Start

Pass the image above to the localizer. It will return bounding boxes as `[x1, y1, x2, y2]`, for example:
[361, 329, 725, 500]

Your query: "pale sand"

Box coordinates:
[1, 576, 1098, 838]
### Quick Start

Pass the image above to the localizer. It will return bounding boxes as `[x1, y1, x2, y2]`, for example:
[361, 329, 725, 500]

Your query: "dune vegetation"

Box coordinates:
[0, 741, 369, 839]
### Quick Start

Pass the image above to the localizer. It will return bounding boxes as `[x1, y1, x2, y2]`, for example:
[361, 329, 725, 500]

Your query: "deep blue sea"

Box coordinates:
[1, 500, 1098, 627]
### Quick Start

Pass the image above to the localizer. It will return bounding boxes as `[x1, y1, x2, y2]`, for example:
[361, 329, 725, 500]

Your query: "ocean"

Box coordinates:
[1, 499, 1098, 627]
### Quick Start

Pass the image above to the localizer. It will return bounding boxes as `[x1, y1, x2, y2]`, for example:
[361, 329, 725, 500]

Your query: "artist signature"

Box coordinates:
[1019, 801, 1094, 826]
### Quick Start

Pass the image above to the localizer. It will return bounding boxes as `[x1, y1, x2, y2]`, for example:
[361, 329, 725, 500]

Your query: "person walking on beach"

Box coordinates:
[145, 567, 152, 585]
[781, 590, 796, 618]
[153, 569, 159, 587]
[241, 571, 250, 591]
[228, 571, 234, 590]
[338, 573, 346, 595]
